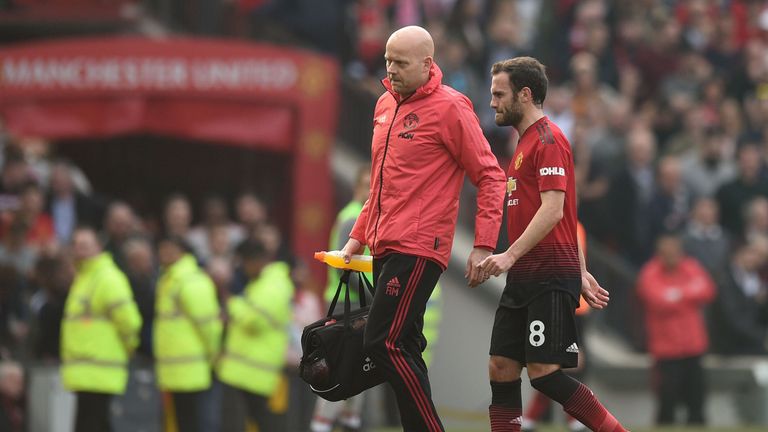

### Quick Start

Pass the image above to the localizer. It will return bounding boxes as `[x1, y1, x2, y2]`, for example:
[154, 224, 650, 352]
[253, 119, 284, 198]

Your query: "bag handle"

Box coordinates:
[327, 270, 375, 316]
[343, 269, 354, 330]
[326, 270, 350, 318]
[344, 271, 376, 329]
[357, 272, 374, 308]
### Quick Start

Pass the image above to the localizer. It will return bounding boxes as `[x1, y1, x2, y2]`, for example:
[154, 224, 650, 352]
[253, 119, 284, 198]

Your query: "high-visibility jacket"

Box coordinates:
[217, 261, 294, 396]
[154, 254, 222, 392]
[61, 253, 142, 394]
[325, 200, 372, 304]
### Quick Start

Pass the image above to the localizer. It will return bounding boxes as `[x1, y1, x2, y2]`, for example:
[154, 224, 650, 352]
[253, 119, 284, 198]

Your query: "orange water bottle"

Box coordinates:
[313, 250, 373, 273]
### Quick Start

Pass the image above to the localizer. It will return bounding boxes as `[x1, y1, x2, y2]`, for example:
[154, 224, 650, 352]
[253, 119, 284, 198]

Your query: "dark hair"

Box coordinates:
[491, 57, 548, 106]
[20, 181, 42, 195]
[704, 125, 726, 137]
[235, 239, 268, 260]
[157, 234, 192, 253]
[8, 218, 29, 237]
[33, 252, 67, 289]
[202, 194, 227, 208]
[656, 229, 682, 242]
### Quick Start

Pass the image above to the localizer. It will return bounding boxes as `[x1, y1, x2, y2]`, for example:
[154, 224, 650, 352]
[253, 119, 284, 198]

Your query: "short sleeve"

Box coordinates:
[534, 138, 571, 192]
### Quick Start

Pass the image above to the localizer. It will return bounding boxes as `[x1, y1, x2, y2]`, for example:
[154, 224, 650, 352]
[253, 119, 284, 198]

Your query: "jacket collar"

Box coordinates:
[248, 261, 290, 284]
[382, 62, 443, 104]
[164, 254, 198, 277]
[77, 252, 111, 272]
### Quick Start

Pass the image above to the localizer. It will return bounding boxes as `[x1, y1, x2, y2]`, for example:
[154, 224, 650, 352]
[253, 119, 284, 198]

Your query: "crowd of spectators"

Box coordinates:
[243, 0, 768, 353]
[0, 126, 323, 429]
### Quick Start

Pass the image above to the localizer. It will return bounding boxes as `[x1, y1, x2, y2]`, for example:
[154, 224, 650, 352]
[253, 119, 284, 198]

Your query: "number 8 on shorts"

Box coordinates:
[529, 320, 545, 347]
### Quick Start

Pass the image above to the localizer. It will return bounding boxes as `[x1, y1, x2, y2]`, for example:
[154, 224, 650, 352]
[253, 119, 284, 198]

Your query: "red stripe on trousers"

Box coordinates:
[385, 258, 441, 431]
[390, 259, 441, 432]
[387, 258, 438, 431]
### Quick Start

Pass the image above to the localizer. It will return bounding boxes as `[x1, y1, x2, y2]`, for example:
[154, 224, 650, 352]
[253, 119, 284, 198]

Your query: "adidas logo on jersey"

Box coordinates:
[566, 343, 579, 353]
[385, 277, 401, 296]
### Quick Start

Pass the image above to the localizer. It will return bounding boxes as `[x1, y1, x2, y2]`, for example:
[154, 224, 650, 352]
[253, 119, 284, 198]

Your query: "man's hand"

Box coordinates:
[477, 250, 516, 278]
[340, 238, 365, 264]
[466, 247, 493, 287]
[581, 270, 609, 309]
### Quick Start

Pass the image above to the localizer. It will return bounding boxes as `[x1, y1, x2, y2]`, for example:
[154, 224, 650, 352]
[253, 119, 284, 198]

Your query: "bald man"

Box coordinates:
[340, 26, 506, 431]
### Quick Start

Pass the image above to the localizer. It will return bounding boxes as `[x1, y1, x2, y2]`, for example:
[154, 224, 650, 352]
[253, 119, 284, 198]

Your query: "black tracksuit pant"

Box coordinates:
[171, 391, 204, 432]
[364, 253, 444, 432]
[74, 392, 113, 432]
[654, 355, 706, 425]
[241, 390, 286, 431]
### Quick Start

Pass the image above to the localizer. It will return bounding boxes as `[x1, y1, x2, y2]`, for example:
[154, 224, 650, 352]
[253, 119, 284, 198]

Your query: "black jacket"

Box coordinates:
[709, 266, 768, 354]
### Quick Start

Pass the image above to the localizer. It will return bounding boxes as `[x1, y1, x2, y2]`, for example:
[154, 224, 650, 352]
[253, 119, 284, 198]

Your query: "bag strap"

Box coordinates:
[327, 270, 374, 330]
[345, 272, 375, 329]
[343, 270, 352, 330]
[357, 272, 374, 308]
[326, 270, 350, 318]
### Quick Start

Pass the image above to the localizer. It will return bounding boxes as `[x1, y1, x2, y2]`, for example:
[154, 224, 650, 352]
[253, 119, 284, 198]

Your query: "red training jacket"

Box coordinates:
[350, 63, 506, 269]
[637, 256, 715, 359]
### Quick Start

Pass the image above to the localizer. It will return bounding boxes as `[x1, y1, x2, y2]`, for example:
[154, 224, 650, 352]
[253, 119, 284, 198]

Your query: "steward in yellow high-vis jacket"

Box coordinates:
[61, 227, 142, 432]
[217, 239, 294, 431]
[154, 236, 222, 432]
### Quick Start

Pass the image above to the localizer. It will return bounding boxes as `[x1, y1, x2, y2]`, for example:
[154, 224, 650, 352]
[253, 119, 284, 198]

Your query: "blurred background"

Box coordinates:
[0, 0, 768, 431]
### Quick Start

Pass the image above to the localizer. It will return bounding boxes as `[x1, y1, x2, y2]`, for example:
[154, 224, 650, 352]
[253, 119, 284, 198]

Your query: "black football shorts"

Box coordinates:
[489, 290, 580, 368]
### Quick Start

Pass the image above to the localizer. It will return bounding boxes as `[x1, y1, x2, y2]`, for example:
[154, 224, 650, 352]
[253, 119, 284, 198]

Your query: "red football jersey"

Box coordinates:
[502, 116, 580, 307]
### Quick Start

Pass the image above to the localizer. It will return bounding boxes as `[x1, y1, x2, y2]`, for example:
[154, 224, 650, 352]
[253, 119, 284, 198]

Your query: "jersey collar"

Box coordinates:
[519, 116, 549, 142]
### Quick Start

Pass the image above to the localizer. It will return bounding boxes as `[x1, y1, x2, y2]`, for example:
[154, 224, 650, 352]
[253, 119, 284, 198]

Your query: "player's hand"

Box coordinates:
[340, 238, 364, 264]
[466, 247, 493, 288]
[477, 250, 516, 278]
[581, 270, 609, 309]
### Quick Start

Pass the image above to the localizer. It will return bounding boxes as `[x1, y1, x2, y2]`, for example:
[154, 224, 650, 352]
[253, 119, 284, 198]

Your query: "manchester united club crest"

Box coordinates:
[403, 113, 419, 130]
[514, 152, 524, 170]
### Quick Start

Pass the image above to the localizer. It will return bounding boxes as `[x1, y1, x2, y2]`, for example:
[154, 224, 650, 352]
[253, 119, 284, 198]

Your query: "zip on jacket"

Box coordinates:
[373, 95, 411, 252]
